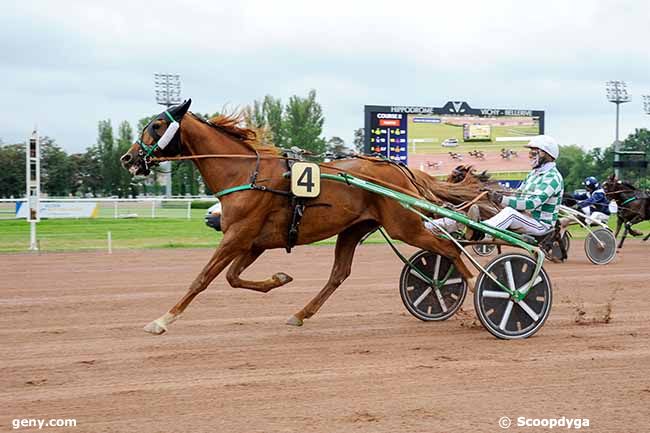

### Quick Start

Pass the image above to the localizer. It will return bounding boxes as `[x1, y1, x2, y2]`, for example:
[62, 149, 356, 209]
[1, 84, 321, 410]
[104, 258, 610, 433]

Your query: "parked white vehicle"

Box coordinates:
[204, 202, 222, 231]
[441, 138, 459, 147]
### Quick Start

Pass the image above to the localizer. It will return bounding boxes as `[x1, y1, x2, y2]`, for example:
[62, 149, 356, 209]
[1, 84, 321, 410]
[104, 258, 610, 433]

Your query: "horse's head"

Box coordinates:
[602, 174, 622, 195]
[120, 99, 192, 176]
[448, 165, 471, 183]
[447, 165, 492, 185]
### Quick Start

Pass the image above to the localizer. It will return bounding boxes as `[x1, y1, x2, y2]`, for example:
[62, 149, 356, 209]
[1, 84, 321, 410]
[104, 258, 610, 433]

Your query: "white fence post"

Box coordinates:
[151, 199, 156, 218]
[186, 200, 192, 220]
[113, 201, 118, 219]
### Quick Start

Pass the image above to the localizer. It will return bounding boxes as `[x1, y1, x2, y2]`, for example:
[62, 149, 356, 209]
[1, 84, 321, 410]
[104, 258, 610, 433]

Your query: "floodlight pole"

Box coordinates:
[643, 95, 650, 116]
[154, 73, 182, 197]
[606, 81, 631, 178]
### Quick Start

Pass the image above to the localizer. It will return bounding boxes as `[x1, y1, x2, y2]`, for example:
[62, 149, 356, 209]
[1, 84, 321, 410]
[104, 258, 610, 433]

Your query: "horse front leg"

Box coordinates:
[143, 235, 245, 335]
[618, 224, 629, 249]
[287, 221, 377, 326]
[226, 248, 293, 293]
[614, 217, 623, 238]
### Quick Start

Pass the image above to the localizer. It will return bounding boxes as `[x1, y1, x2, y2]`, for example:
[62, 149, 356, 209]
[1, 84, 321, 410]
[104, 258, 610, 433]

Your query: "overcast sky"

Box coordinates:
[1, 0, 649, 154]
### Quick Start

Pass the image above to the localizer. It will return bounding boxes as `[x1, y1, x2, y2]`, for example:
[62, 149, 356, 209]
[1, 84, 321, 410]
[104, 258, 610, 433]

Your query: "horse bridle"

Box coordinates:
[136, 111, 182, 171]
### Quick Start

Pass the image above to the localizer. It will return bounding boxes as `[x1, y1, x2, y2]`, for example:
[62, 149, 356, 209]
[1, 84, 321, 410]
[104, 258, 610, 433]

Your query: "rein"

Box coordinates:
[153, 152, 447, 204]
[454, 191, 488, 211]
[152, 152, 496, 216]
[151, 154, 296, 162]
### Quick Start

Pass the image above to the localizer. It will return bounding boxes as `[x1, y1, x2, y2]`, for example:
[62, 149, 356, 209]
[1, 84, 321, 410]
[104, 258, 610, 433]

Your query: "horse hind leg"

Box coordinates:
[287, 221, 378, 326]
[628, 223, 643, 237]
[226, 248, 293, 293]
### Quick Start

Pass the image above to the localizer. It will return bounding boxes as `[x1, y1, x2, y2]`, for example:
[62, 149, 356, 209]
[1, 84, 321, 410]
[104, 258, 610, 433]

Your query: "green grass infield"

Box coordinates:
[1, 217, 648, 253]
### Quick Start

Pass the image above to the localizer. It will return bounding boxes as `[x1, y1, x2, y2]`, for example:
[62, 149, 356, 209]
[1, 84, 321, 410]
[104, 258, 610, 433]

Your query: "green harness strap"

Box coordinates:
[215, 184, 255, 198]
[621, 196, 637, 206]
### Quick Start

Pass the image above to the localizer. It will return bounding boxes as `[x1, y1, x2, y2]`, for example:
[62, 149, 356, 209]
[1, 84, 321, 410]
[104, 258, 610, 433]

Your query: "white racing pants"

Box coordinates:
[580, 207, 609, 225]
[427, 207, 551, 237]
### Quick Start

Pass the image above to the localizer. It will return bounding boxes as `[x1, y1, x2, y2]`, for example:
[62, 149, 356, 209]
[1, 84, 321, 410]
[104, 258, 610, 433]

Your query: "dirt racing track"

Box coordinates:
[1, 241, 650, 432]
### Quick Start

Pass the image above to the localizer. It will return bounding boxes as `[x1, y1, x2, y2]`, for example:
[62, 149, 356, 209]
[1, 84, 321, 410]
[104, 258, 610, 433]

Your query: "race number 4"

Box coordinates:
[291, 162, 321, 198]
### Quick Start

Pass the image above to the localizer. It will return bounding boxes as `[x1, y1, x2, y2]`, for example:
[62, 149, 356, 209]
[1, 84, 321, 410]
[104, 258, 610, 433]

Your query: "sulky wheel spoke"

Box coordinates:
[504, 260, 516, 291]
[517, 276, 542, 295]
[482, 290, 511, 299]
[443, 277, 462, 286]
[413, 287, 433, 307]
[409, 269, 429, 284]
[499, 300, 514, 330]
[517, 300, 540, 322]
[433, 255, 441, 281]
[434, 288, 448, 313]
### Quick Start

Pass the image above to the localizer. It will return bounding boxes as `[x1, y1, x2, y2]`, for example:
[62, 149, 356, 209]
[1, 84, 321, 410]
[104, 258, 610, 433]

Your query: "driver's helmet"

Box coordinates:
[583, 176, 599, 191]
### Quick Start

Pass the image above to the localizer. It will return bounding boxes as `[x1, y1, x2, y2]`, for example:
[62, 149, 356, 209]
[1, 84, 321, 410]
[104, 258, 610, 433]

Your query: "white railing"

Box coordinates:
[0, 197, 217, 220]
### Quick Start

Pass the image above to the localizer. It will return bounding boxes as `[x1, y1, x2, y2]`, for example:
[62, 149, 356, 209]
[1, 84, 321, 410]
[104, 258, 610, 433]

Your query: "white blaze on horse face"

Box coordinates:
[157, 121, 180, 150]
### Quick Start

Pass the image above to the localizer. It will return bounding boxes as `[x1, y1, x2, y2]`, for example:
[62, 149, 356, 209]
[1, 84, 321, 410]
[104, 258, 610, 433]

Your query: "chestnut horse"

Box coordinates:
[121, 100, 492, 334]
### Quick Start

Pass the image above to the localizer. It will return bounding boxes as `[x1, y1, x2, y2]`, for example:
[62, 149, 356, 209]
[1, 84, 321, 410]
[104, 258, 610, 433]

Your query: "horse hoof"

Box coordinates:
[286, 315, 303, 327]
[143, 320, 167, 335]
[274, 272, 293, 284]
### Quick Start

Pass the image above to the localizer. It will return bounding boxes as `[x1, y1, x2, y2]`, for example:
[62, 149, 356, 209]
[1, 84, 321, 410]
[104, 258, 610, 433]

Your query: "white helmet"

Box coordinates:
[525, 135, 559, 160]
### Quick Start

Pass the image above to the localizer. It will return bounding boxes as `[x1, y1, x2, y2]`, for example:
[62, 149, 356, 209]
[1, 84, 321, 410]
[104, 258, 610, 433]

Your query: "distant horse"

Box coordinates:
[120, 100, 494, 334]
[602, 174, 650, 248]
[468, 150, 485, 160]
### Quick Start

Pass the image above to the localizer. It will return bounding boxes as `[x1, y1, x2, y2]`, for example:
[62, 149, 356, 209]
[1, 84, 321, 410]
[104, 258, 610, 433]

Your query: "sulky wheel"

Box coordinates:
[474, 253, 552, 339]
[584, 228, 616, 265]
[399, 250, 467, 321]
[472, 243, 497, 257]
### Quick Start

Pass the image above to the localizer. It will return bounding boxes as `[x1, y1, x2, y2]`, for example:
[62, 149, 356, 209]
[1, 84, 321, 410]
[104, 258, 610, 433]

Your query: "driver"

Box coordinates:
[427, 135, 564, 239]
[569, 176, 611, 224]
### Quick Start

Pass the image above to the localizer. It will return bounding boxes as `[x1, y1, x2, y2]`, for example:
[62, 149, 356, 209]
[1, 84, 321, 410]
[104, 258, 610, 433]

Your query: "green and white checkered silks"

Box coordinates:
[504, 166, 564, 226]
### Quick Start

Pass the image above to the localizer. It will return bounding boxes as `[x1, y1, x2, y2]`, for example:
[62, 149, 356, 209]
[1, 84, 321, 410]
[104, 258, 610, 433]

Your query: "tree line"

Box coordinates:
[0, 90, 353, 198]
[555, 128, 650, 192]
[1, 90, 648, 197]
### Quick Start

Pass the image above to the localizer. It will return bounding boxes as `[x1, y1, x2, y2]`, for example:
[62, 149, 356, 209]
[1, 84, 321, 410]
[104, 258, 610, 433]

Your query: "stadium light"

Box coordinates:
[153, 73, 181, 197]
[643, 95, 650, 115]
[154, 73, 181, 107]
[605, 80, 631, 178]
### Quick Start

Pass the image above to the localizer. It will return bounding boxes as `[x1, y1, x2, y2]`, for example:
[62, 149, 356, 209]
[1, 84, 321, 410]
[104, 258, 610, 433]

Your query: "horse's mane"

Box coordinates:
[412, 169, 500, 218]
[619, 180, 638, 191]
[191, 112, 279, 155]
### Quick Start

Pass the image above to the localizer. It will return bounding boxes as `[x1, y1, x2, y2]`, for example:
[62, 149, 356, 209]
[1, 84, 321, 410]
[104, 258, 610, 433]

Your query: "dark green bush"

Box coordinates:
[190, 200, 218, 209]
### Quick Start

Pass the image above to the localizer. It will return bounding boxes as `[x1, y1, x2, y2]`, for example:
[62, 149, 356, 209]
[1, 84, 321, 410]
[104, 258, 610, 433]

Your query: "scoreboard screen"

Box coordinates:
[463, 124, 491, 141]
[367, 113, 408, 163]
[364, 101, 544, 166]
